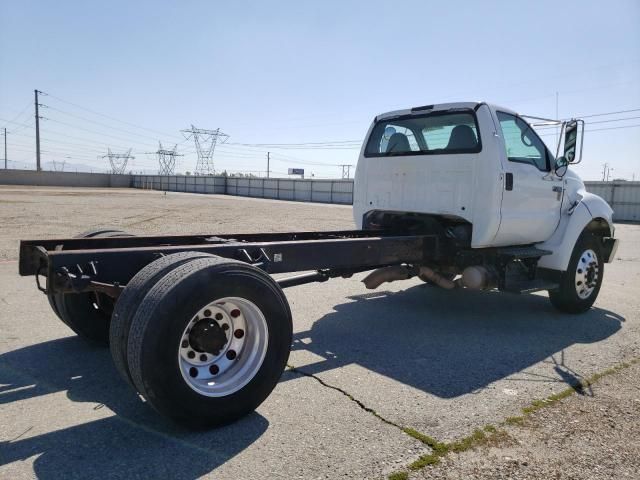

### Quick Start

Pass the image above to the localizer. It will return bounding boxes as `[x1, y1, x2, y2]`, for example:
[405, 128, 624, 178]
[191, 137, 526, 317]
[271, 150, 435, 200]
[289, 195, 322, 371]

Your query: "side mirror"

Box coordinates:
[554, 156, 568, 178]
[563, 120, 583, 164]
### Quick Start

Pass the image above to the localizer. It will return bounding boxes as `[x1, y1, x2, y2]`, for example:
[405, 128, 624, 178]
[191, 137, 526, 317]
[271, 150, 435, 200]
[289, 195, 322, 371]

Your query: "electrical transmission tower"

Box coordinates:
[100, 148, 134, 174]
[146, 142, 183, 175]
[340, 164, 354, 179]
[52, 159, 66, 172]
[181, 125, 228, 175]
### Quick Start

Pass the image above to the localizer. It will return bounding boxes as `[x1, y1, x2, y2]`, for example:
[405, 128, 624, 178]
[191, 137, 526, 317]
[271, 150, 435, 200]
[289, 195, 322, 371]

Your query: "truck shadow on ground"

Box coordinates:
[0, 338, 270, 479]
[0, 284, 624, 478]
[288, 284, 624, 397]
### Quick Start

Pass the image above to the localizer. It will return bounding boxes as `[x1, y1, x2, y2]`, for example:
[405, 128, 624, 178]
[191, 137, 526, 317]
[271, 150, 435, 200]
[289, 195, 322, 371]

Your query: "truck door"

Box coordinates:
[493, 111, 563, 245]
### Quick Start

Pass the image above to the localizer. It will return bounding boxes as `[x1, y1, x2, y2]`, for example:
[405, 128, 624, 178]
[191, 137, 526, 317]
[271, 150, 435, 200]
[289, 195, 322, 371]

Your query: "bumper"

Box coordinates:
[602, 237, 619, 263]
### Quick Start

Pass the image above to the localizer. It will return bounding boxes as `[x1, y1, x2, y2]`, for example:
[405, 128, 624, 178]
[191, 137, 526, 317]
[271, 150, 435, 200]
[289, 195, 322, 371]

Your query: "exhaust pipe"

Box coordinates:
[362, 265, 415, 289]
[418, 266, 456, 289]
[362, 265, 456, 290]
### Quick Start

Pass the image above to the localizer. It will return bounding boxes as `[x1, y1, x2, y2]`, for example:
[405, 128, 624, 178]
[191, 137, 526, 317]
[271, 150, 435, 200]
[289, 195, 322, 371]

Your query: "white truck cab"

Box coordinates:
[354, 102, 619, 313]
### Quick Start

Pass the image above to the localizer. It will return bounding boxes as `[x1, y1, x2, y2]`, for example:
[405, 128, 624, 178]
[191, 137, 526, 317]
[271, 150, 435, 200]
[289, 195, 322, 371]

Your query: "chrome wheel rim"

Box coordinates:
[178, 297, 268, 397]
[575, 249, 599, 300]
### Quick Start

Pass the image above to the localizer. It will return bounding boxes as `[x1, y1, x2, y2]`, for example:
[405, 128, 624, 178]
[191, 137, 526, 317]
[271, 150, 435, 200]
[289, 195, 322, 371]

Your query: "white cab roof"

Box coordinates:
[375, 102, 518, 120]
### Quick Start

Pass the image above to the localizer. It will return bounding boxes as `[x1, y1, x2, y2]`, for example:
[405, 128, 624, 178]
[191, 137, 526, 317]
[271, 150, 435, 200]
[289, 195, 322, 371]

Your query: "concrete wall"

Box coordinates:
[132, 174, 354, 205]
[0, 169, 132, 188]
[584, 181, 640, 222]
[3, 170, 638, 220]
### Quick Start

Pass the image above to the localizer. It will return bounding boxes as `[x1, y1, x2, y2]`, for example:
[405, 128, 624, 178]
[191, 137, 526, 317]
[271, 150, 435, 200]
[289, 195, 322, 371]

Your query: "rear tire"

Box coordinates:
[109, 251, 214, 389]
[48, 228, 132, 345]
[127, 256, 292, 428]
[549, 233, 604, 314]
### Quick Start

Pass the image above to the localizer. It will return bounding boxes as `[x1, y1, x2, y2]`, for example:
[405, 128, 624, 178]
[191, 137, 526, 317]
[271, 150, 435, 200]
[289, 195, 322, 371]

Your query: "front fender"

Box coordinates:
[537, 195, 614, 272]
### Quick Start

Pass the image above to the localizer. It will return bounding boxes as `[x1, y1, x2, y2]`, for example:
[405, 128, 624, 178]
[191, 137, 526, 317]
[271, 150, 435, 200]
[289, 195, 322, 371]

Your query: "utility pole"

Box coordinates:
[601, 163, 609, 181]
[35, 89, 41, 171]
[3, 128, 6, 169]
[267, 151, 270, 178]
[555, 91, 559, 146]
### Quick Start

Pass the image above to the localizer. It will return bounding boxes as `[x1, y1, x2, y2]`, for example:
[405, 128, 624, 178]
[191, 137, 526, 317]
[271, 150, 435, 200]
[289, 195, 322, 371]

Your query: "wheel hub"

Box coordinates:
[575, 249, 599, 299]
[189, 319, 227, 355]
[177, 298, 269, 397]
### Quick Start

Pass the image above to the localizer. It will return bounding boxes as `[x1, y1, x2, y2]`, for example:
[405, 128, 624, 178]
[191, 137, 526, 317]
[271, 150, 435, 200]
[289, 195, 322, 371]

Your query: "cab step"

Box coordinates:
[503, 277, 559, 294]
[497, 246, 553, 260]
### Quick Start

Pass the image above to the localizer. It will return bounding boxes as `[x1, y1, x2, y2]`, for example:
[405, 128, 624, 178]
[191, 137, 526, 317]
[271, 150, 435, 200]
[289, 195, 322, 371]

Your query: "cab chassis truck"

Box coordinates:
[18, 102, 619, 428]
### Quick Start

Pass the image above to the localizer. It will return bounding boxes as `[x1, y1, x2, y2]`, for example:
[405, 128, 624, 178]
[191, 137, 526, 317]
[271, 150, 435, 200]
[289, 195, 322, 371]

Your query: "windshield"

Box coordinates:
[364, 111, 481, 157]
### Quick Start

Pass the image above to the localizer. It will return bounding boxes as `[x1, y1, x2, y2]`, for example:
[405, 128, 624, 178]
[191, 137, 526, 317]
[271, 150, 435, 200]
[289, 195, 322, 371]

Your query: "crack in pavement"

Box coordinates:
[286, 363, 404, 430]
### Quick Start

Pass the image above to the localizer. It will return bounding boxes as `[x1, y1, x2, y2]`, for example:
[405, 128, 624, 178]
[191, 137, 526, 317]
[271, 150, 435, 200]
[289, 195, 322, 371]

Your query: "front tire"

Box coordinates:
[549, 233, 604, 314]
[127, 256, 292, 428]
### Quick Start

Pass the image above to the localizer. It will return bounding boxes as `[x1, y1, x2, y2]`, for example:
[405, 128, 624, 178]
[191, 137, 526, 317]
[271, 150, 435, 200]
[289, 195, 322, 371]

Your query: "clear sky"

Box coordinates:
[1, 0, 639, 179]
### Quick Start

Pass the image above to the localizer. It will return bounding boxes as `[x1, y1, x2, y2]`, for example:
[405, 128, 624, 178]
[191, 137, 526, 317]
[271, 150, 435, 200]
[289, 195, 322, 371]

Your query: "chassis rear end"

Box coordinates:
[19, 229, 437, 427]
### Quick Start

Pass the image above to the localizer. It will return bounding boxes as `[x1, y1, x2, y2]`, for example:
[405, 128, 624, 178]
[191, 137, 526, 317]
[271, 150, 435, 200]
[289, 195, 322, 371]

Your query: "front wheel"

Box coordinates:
[127, 256, 292, 428]
[549, 233, 604, 314]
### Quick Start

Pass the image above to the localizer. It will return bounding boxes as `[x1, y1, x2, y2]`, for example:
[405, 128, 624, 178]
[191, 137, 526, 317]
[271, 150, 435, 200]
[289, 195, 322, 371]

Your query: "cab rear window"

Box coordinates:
[364, 111, 481, 157]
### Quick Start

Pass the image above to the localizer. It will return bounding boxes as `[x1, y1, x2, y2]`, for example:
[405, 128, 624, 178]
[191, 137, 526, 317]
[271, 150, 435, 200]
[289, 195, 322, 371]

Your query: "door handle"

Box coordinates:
[505, 173, 513, 191]
[552, 185, 563, 201]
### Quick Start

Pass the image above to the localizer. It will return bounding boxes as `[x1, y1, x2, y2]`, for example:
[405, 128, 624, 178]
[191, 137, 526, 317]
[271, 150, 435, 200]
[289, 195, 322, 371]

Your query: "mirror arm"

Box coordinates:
[555, 121, 567, 159]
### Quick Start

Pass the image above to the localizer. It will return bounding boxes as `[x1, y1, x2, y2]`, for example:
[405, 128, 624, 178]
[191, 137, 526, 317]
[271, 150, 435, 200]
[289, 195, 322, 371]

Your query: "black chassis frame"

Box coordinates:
[19, 230, 441, 298]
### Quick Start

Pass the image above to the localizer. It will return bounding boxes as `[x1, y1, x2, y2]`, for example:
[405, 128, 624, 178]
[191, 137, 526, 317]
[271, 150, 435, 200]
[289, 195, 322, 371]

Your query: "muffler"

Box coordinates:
[458, 265, 498, 290]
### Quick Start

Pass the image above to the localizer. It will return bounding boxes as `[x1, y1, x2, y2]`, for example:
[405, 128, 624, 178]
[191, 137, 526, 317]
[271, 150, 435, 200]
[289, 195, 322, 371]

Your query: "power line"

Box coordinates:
[45, 105, 170, 143]
[43, 117, 159, 149]
[43, 91, 184, 141]
[571, 108, 640, 120]
[0, 101, 32, 130]
[229, 140, 360, 147]
[537, 123, 640, 138]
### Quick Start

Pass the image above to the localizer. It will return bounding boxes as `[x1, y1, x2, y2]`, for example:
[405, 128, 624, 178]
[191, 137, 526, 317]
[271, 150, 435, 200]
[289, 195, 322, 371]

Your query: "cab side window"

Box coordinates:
[497, 112, 549, 171]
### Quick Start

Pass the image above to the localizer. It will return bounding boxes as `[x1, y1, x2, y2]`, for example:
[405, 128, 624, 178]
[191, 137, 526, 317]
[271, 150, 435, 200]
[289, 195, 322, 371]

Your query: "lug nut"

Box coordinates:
[204, 309, 212, 317]
[215, 313, 223, 321]
[189, 367, 198, 378]
[234, 329, 245, 339]
[222, 323, 230, 331]
[209, 364, 219, 375]
[199, 354, 207, 362]
[181, 340, 189, 348]
[187, 350, 195, 359]
[230, 309, 241, 318]
[226, 350, 237, 360]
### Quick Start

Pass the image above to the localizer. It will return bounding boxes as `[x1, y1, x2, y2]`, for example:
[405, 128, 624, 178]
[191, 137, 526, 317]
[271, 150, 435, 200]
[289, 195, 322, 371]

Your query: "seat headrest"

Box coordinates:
[446, 125, 477, 150]
[386, 133, 411, 153]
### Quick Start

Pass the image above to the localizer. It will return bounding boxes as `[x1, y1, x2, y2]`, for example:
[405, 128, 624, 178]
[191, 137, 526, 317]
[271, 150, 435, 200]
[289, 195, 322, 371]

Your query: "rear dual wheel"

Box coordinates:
[114, 254, 293, 428]
[48, 228, 133, 345]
